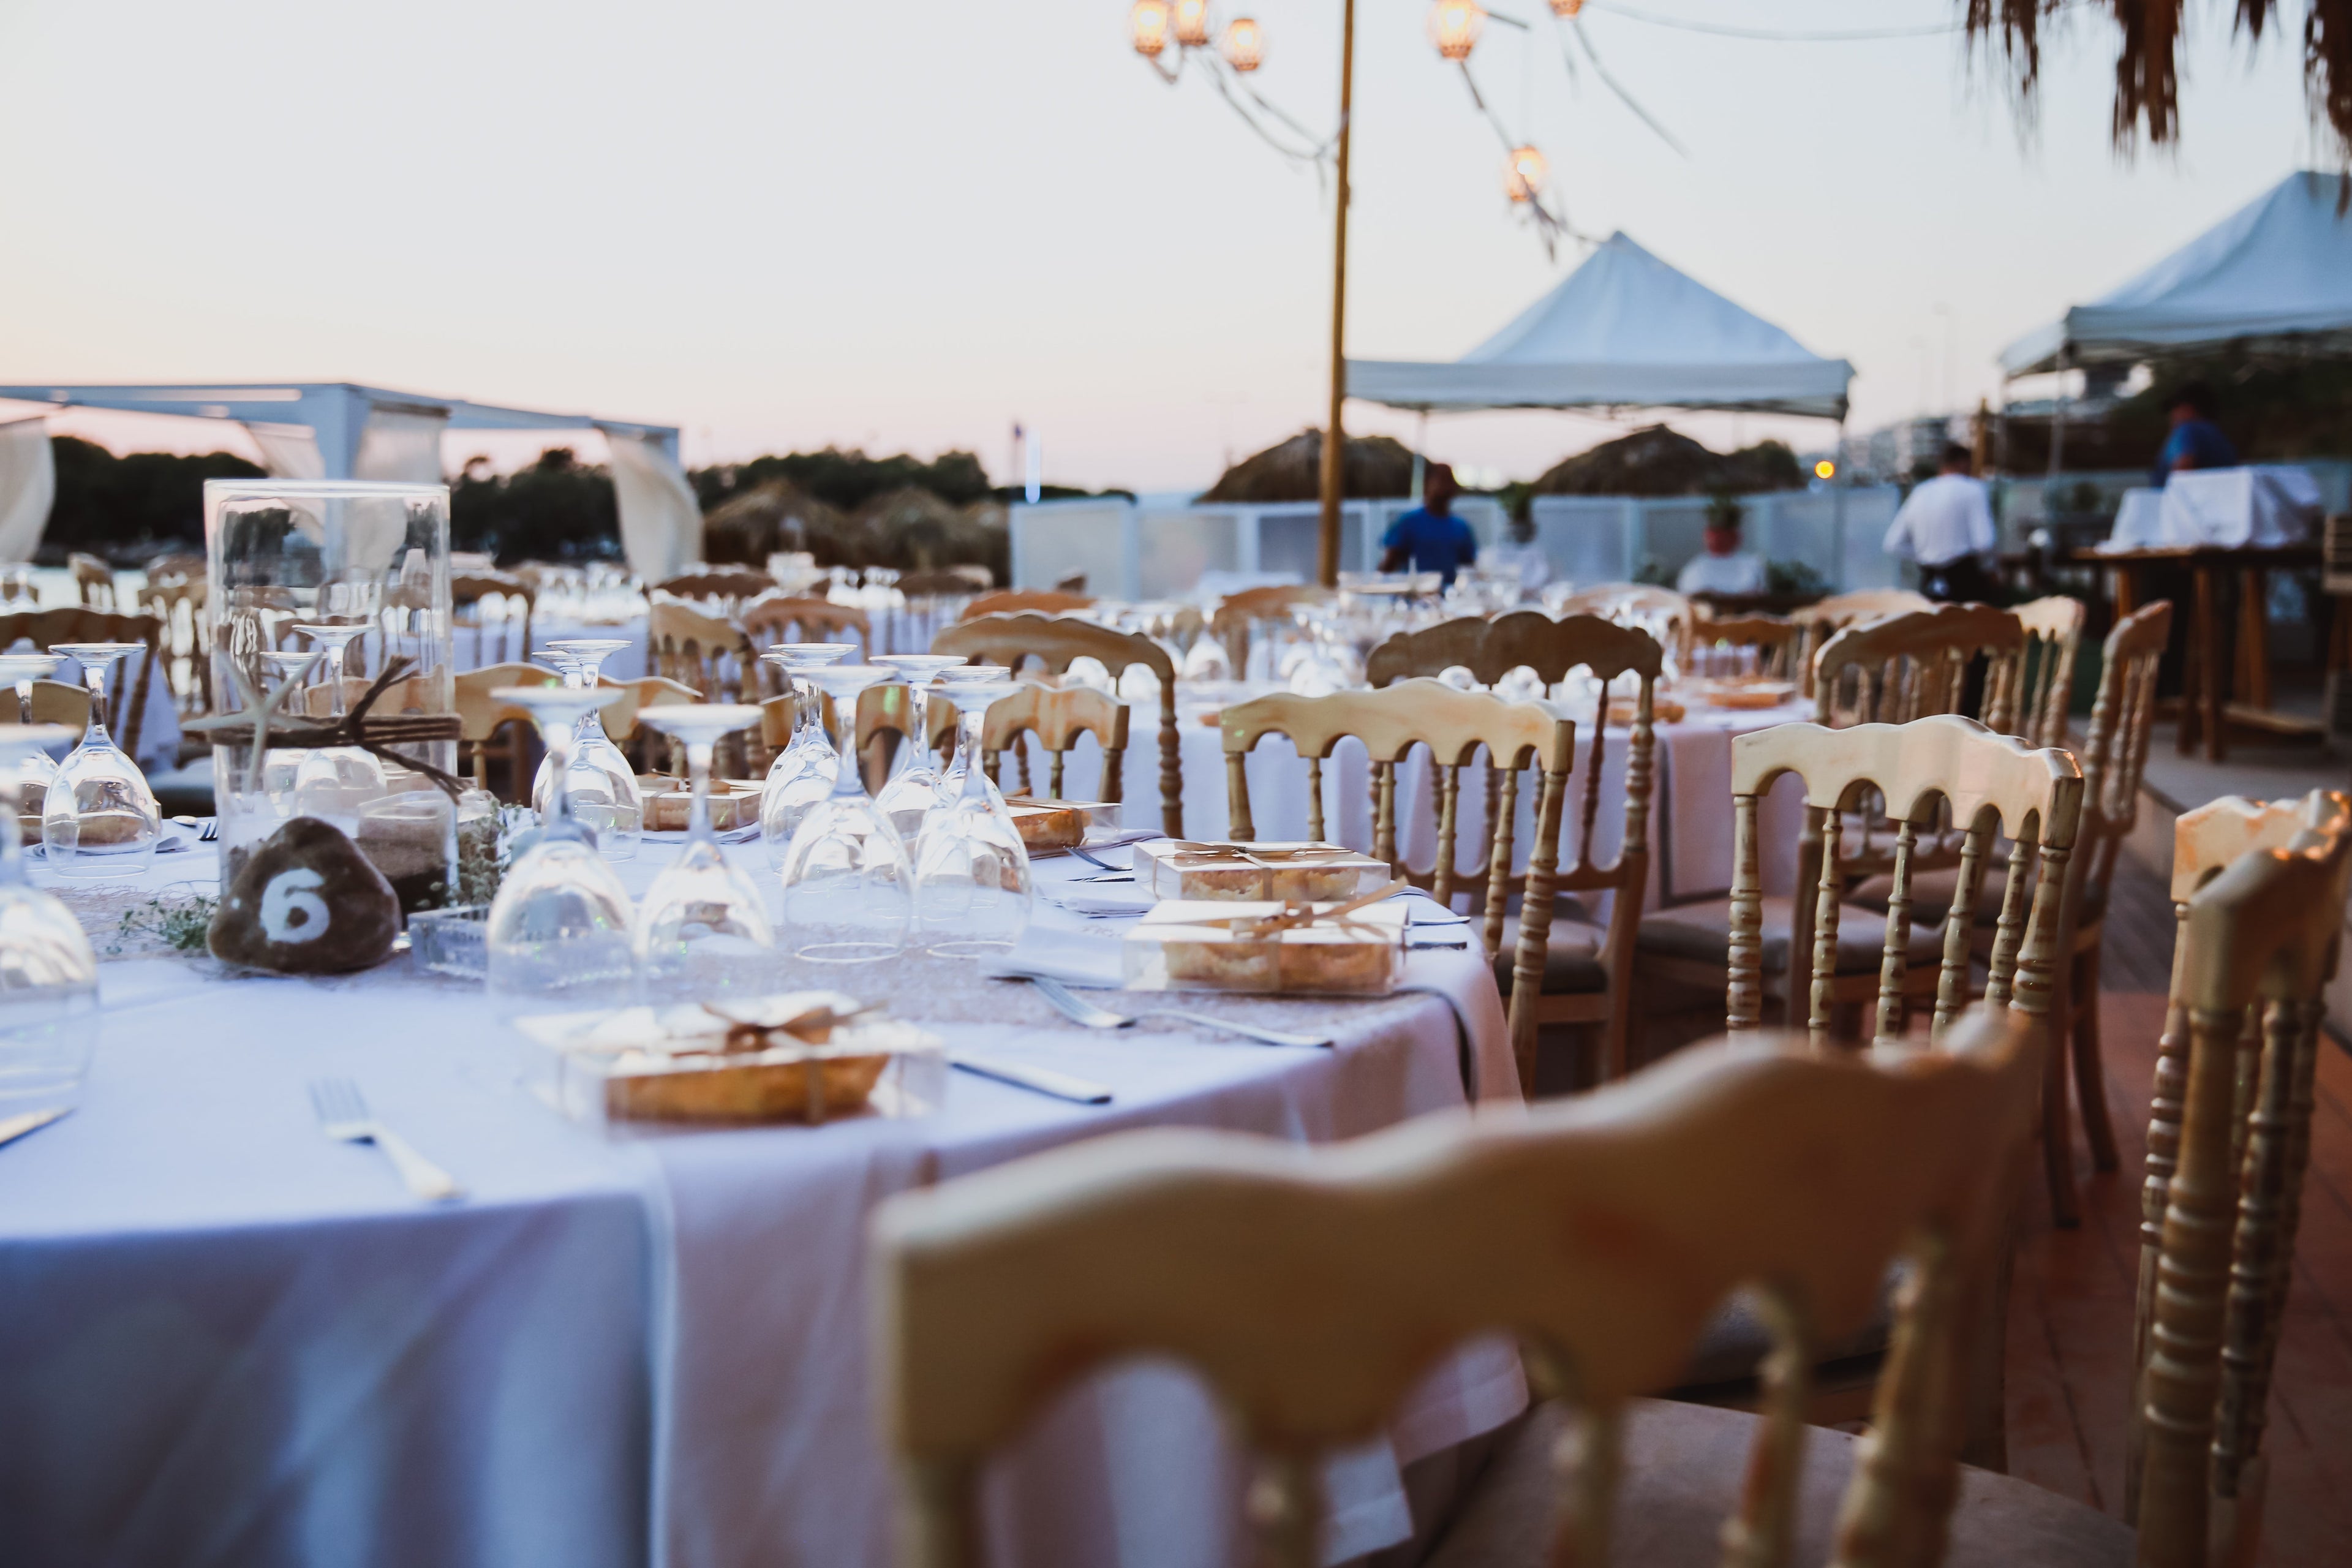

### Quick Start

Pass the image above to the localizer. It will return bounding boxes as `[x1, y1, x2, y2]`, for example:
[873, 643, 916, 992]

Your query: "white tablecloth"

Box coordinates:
[1, 842, 1523, 1568]
[2104, 465, 2322, 550]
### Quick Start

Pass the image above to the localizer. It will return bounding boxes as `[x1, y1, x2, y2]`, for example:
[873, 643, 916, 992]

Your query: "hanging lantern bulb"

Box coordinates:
[1130, 0, 1172, 58]
[1549, 0, 1585, 16]
[1427, 1, 1487, 62]
[1504, 145, 1548, 203]
[1172, 0, 1212, 48]
[1220, 16, 1266, 72]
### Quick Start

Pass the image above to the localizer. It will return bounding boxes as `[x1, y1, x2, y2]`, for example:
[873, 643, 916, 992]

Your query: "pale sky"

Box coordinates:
[0, 1, 2324, 491]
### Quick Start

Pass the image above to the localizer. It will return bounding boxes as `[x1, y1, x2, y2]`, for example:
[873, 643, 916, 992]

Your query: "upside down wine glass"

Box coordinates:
[485, 684, 638, 1012]
[42, 643, 162, 879]
[759, 643, 856, 868]
[288, 623, 388, 814]
[633, 704, 774, 999]
[777, 665, 912, 962]
[911, 666, 1033, 957]
[869, 654, 967, 839]
[532, 639, 642, 861]
[0, 723, 100, 1117]
[4, 655, 61, 804]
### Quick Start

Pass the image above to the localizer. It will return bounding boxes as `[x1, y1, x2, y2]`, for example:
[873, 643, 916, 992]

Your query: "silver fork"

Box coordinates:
[309, 1078, 464, 1202]
[1029, 974, 1333, 1048]
[170, 815, 221, 842]
[1066, 844, 1119, 872]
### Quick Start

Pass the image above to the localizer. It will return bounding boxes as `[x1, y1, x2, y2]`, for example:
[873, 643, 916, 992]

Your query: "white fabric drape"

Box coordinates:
[0, 415, 55, 563]
[603, 428, 701, 581]
[241, 421, 328, 480]
[352, 405, 448, 483]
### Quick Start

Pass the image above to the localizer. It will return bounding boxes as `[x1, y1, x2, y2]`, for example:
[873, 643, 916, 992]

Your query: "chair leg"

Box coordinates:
[2071, 940, 2119, 1173]
[2043, 1005, 2082, 1227]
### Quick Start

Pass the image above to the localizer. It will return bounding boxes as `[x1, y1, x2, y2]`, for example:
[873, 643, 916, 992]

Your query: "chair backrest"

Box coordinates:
[452, 662, 559, 793]
[932, 612, 1181, 835]
[1790, 589, 1934, 697]
[143, 551, 206, 583]
[1209, 584, 1333, 669]
[68, 552, 116, 609]
[647, 600, 752, 702]
[138, 576, 212, 716]
[2010, 594, 2086, 749]
[1689, 612, 1800, 679]
[594, 673, 699, 742]
[1811, 603, 2027, 733]
[957, 588, 1092, 622]
[2132, 807, 2352, 1566]
[450, 571, 537, 665]
[652, 568, 772, 614]
[1548, 584, 1692, 666]
[896, 568, 983, 600]
[741, 594, 872, 676]
[7, 679, 91, 739]
[1725, 715, 2084, 1050]
[982, 682, 1129, 804]
[875, 1007, 2044, 1568]
[0, 607, 166, 763]
[2070, 601, 2171, 915]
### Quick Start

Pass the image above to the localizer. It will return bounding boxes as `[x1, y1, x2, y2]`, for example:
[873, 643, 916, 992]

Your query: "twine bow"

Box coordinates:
[186, 654, 468, 799]
[1163, 841, 1362, 870]
[1184, 877, 1408, 937]
[701, 1000, 881, 1054]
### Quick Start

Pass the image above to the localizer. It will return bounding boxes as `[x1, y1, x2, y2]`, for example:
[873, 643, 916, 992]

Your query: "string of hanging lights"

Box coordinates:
[1128, 1, 1329, 170]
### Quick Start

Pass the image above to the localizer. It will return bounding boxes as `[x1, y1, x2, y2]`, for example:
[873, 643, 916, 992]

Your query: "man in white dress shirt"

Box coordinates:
[1884, 443, 1999, 603]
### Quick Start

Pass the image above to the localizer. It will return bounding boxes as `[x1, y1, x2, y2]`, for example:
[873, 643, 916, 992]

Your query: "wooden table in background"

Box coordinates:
[2075, 543, 2322, 761]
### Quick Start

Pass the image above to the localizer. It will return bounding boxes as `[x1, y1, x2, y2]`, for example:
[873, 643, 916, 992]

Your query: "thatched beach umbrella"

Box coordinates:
[1197, 428, 1417, 502]
[702, 481, 851, 565]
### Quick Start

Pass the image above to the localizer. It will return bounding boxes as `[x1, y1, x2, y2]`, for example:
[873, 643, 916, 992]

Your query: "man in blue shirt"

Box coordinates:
[1379, 462, 1477, 585]
[2152, 382, 2239, 488]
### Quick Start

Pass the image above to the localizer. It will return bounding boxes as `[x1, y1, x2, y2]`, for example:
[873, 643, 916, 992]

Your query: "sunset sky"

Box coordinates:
[0, 1, 2324, 490]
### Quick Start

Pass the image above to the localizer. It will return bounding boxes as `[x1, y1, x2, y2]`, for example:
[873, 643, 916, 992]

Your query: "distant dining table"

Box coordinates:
[1, 842, 1523, 1568]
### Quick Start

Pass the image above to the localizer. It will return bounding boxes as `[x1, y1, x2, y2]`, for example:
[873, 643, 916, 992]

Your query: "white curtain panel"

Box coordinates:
[0, 415, 55, 564]
[602, 427, 701, 581]
[241, 420, 328, 481]
[353, 404, 450, 483]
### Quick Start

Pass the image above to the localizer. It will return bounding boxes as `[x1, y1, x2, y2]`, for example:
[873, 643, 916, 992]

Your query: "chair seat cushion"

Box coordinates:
[1847, 864, 2106, 929]
[1673, 1282, 1896, 1391]
[1634, 895, 1943, 975]
[1493, 915, 1610, 995]
[1423, 1398, 2132, 1568]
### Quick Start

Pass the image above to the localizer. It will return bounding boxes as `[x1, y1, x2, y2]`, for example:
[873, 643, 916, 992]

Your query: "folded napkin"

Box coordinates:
[981, 925, 1125, 988]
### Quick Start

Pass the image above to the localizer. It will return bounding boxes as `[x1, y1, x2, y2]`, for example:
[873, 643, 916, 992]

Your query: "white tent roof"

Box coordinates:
[1346, 232, 1853, 420]
[1999, 171, 2352, 378]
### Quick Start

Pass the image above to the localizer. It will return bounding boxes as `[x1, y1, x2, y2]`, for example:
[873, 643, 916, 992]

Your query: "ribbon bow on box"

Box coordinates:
[1182, 877, 1408, 937]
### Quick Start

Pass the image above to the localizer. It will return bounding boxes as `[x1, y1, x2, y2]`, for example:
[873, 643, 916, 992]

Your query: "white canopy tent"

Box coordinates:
[2000, 170, 2352, 377]
[0, 383, 701, 579]
[1347, 232, 1853, 420]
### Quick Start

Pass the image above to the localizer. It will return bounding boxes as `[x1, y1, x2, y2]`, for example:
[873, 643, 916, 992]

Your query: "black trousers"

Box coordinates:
[1918, 556, 2000, 606]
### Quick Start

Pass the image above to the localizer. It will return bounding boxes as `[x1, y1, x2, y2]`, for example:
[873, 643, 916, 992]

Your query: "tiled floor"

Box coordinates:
[2006, 854, 2352, 1564]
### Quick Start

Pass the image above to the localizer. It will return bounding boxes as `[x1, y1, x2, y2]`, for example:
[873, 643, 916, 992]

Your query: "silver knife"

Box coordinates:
[950, 1054, 1114, 1105]
[0, 1105, 71, 1149]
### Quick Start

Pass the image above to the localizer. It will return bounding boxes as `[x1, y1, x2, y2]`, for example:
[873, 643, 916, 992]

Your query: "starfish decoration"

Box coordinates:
[219, 649, 328, 796]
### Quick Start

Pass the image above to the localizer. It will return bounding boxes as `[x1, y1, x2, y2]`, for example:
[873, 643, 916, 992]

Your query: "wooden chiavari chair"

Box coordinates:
[0, 608, 167, 765]
[1810, 602, 2027, 733]
[67, 552, 117, 610]
[454, 662, 559, 798]
[981, 683, 1128, 804]
[2124, 798, 2352, 1565]
[757, 684, 956, 798]
[956, 587, 1093, 622]
[2012, 594, 2087, 750]
[1208, 583, 1333, 673]
[649, 601, 759, 775]
[1790, 587, 1932, 698]
[650, 568, 772, 617]
[1689, 611, 1800, 679]
[741, 594, 871, 665]
[873, 1005, 2127, 1568]
[931, 612, 1181, 835]
[451, 570, 536, 668]
[137, 573, 211, 717]
[1548, 583, 1693, 669]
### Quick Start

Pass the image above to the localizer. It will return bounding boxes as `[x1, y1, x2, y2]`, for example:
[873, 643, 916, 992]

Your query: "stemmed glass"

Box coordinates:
[777, 665, 913, 962]
[912, 666, 1033, 957]
[3, 655, 61, 802]
[288, 624, 389, 810]
[254, 649, 324, 802]
[759, 643, 857, 867]
[633, 704, 774, 999]
[531, 638, 643, 861]
[484, 685, 638, 1012]
[42, 643, 162, 879]
[0, 724, 100, 1117]
[869, 654, 966, 839]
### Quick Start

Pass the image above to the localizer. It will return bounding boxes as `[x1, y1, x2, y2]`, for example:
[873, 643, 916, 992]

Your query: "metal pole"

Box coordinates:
[2048, 347, 2068, 479]
[1315, 0, 1357, 589]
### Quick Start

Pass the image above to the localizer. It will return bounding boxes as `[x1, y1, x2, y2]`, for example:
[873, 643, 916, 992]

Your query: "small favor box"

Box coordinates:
[1002, 797, 1118, 854]
[1123, 898, 1408, 997]
[513, 992, 948, 1126]
[1136, 840, 1390, 903]
[638, 777, 764, 833]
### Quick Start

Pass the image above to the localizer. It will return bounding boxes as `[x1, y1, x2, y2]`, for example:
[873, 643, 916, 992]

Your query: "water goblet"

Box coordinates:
[633, 704, 774, 999]
[912, 666, 1033, 957]
[288, 623, 389, 813]
[41, 643, 162, 879]
[777, 665, 913, 962]
[758, 643, 857, 867]
[0, 655, 61, 801]
[868, 654, 967, 839]
[532, 639, 643, 860]
[0, 724, 100, 1116]
[484, 684, 638, 1012]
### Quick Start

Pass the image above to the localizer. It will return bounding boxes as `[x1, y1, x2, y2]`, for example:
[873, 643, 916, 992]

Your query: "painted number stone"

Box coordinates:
[209, 818, 401, 974]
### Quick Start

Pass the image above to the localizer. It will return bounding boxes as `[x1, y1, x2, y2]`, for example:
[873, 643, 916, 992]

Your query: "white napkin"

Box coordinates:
[982, 925, 1125, 988]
